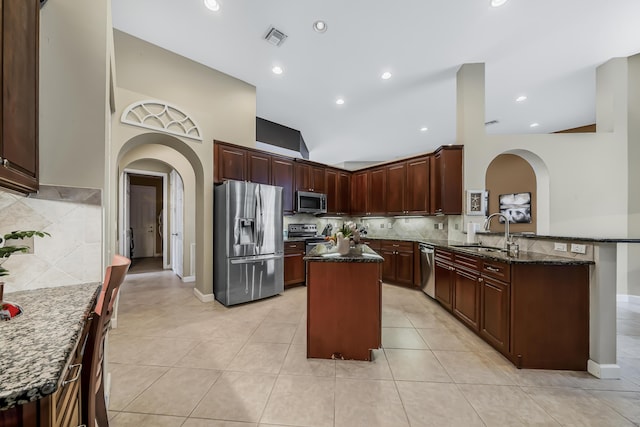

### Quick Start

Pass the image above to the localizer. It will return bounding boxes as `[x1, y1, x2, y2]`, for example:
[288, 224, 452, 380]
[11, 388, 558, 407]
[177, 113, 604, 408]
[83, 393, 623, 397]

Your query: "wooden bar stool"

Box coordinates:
[81, 255, 131, 427]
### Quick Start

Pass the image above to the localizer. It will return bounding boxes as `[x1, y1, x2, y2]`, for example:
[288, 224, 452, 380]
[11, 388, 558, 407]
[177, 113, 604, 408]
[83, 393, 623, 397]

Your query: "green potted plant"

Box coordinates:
[0, 230, 50, 320]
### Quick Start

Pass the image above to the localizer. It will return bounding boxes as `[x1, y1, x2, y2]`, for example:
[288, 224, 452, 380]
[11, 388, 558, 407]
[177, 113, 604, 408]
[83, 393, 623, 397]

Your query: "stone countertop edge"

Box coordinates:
[0, 282, 101, 411]
[464, 231, 640, 244]
[304, 243, 384, 263]
[361, 237, 593, 265]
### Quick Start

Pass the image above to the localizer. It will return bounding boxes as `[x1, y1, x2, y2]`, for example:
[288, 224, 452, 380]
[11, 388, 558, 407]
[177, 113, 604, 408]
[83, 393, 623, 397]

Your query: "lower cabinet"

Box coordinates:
[380, 240, 414, 287]
[434, 250, 454, 311]
[480, 275, 510, 355]
[284, 241, 305, 287]
[434, 248, 590, 370]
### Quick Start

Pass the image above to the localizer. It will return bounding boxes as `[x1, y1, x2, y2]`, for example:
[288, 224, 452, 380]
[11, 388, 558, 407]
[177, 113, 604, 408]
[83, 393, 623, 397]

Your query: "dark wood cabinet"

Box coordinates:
[405, 156, 430, 214]
[385, 162, 406, 215]
[380, 240, 414, 287]
[307, 260, 382, 361]
[0, 0, 39, 193]
[350, 171, 368, 216]
[368, 167, 387, 215]
[431, 146, 463, 215]
[214, 141, 247, 183]
[248, 151, 271, 184]
[294, 161, 325, 193]
[435, 247, 589, 371]
[453, 266, 480, 332]
[434, 249, 454, 312]
[213, 140, 461, 219]
[326, 168, 350, 215]
[480, 274, 510, 355]
[271, 155, 295, 214]
[284, 241, 305, 287]
[386, 157, 430, 216]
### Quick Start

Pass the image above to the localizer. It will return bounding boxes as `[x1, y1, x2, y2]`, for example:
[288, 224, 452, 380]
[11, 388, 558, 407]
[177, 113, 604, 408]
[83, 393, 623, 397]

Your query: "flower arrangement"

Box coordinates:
[325, 221, 361, 245]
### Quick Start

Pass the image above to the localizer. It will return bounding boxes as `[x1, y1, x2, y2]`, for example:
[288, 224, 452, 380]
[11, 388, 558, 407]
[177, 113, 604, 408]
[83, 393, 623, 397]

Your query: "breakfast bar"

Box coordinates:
[304, 244, 383, 361]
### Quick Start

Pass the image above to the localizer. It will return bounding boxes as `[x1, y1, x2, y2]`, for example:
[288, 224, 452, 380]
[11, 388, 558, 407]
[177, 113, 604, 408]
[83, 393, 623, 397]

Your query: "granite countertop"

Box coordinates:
[0, 283, 100, 411]
[361, 237, 593, 265]
[304, 243, 384, 263]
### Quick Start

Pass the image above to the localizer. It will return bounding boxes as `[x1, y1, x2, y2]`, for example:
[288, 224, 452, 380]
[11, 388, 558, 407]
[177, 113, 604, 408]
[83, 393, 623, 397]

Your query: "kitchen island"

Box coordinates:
[0, 283, 100, 425]
[304, 243, 383, 361]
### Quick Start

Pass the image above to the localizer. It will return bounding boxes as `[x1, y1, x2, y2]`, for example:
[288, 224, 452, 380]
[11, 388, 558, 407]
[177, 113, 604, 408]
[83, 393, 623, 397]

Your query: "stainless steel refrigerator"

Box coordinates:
[214, 180, 284, 306]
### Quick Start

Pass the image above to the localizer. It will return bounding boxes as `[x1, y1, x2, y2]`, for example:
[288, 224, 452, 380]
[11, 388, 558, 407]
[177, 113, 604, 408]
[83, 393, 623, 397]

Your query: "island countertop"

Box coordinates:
[304, 243, 384, 263]
[0, 283, 100, 411]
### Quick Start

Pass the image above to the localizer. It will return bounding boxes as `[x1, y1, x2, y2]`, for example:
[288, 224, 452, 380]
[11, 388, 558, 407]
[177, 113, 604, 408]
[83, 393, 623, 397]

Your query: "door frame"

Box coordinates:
[119, 168, 169, 269]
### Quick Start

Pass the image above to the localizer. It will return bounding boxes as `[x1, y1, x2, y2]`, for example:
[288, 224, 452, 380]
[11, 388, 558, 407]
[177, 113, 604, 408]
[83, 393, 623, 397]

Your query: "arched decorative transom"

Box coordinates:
[121, 100, 203, 142]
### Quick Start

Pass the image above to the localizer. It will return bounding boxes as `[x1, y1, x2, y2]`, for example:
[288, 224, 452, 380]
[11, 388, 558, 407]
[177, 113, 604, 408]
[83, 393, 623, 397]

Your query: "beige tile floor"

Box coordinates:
[107, 270, 640, 427]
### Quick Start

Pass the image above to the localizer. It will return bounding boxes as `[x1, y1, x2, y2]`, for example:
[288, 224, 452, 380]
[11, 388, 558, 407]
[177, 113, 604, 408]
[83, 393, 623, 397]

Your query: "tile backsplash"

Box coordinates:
[284, 214, 463, 241]
[0, 186, 102, 294]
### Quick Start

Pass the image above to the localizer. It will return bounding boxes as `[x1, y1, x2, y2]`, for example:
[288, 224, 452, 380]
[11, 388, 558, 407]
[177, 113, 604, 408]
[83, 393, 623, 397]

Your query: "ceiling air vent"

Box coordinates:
[484, 120, 499, 126]
[264, 27, 288, 47]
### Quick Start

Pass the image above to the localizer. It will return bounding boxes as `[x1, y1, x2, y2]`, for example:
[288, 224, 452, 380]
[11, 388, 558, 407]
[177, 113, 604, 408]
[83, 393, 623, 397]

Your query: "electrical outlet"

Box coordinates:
[380, 223, 385, 229]
[454, 223, 459, 230]
[435, 223, 444, 230]
[386, 223, 392, 229]
[433, 224, 439, 230]
[554, 242, 567, 251]
[571, 243, 587, 254]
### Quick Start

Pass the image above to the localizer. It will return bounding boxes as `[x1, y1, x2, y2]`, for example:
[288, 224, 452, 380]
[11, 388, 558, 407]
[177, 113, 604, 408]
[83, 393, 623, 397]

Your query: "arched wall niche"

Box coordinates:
[484, 150, 550, 235]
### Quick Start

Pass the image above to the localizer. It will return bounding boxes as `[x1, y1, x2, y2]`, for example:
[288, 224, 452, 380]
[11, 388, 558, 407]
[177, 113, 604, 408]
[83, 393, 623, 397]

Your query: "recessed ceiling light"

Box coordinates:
[272, 66, 283, 75]
[420, 127, 428, 132]
[381, 71, 392, 80]
[203, 0, 220, 12]
[313, 20, 327, 33]
[490, 0, 508, 7]
[516, 95, 527, 102]
[336, 98, 345, 105]
[530, 122, 540, 128]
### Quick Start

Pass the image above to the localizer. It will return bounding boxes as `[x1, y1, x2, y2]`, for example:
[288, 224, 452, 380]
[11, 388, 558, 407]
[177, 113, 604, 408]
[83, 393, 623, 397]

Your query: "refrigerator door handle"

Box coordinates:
[230, 254, 283, 264]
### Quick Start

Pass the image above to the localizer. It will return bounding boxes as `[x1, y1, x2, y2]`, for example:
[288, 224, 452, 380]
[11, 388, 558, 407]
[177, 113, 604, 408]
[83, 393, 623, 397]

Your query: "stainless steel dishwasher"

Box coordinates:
[418, 243, 435, 298]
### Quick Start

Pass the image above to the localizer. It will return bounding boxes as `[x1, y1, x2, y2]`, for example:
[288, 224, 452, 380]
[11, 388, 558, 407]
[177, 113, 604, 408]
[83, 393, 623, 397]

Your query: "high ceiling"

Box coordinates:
[111, 0, 640, 166]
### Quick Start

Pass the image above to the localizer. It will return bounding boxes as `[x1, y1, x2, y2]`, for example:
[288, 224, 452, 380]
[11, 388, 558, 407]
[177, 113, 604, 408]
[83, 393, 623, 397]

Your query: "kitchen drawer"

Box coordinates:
[284, 241, 305, 253]
[482, 259, 511, 282]
[454, 253, 480, 271]
[435, 248, 454, 264]
[380, 240, 413, 252]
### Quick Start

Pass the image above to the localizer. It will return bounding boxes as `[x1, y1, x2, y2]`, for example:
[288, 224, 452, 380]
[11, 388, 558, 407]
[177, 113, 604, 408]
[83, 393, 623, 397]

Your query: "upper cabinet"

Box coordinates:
[431, 146, 463, 215]
[213, 140, 462, 217]
[325, 168, 350, 216]
[294, 161, 325, 193]
[0, 0, 40, 194]
[271, 155, 295, 214]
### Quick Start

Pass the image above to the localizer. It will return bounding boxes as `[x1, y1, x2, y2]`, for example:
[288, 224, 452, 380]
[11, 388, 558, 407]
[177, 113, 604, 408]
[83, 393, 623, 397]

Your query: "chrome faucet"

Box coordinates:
[484, 213, 518, 255]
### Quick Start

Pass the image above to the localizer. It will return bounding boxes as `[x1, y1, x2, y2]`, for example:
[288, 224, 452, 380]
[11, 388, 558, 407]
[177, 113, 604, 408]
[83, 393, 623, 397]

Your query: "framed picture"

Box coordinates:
[466, 190, 488, 216]
[499, 192, 532, 223]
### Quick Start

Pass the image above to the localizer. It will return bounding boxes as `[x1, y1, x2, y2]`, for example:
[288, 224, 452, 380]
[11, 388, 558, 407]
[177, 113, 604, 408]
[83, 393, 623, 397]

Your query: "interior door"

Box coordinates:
[130, 184, 156, 258]
[170, 170, 184, 277]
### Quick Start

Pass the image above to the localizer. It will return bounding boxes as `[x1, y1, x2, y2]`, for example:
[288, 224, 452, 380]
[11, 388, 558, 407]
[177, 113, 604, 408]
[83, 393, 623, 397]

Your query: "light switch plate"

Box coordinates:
[554, 242, 567, 251]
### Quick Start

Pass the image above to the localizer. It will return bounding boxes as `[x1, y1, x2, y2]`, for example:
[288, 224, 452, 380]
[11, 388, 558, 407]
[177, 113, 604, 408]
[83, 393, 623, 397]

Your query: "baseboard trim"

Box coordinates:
[182, 275, 195, 283]
[587, 360, 621, 379]
[617, 294, 640, 305]
[193, 287, 214, 302]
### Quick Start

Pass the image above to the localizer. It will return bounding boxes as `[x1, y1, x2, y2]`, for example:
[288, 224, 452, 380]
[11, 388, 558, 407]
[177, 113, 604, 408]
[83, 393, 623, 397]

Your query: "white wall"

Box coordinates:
[459, 60, 631, 239]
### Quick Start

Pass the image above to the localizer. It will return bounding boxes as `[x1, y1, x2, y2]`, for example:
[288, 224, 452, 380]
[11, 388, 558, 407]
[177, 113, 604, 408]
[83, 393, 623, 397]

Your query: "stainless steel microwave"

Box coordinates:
[296, 191, 327, 214]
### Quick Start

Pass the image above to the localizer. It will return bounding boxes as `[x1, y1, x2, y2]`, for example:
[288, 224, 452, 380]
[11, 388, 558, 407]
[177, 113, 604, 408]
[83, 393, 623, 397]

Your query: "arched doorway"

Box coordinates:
[114, 132, 212, 300]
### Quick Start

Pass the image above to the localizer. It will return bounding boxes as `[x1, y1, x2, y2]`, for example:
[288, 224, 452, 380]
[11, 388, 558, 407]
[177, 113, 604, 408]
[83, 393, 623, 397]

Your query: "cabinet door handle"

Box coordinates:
[62, 363, 82, 386]
[392, 244, 399, 247]
[485, 266, 500, 273]
[2, 159, 8, 167]
[478, 277, 484, 282]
